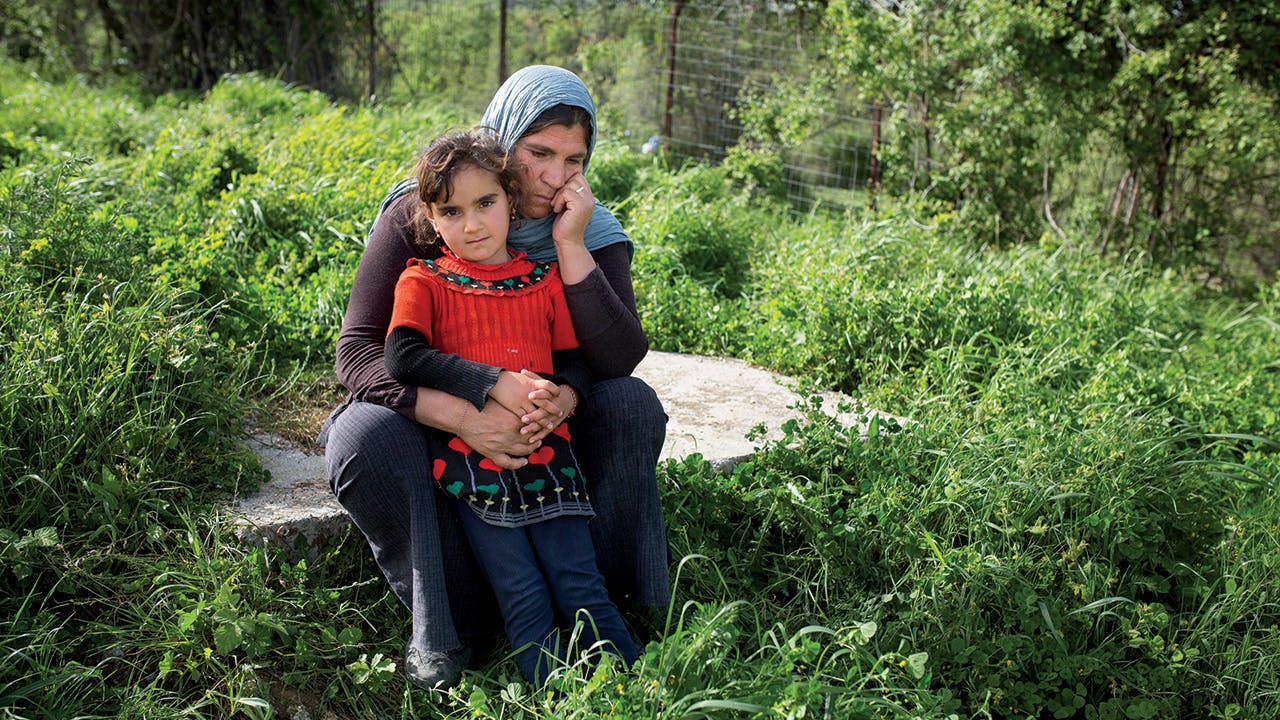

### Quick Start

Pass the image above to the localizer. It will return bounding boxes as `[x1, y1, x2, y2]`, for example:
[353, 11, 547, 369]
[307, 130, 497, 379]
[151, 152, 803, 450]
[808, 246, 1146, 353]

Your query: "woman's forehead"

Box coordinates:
[516, 124, 588, 155]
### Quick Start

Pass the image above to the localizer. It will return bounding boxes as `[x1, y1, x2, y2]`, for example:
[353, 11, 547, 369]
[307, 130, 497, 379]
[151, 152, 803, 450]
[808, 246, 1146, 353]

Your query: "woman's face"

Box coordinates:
[511, 123, 589, 219]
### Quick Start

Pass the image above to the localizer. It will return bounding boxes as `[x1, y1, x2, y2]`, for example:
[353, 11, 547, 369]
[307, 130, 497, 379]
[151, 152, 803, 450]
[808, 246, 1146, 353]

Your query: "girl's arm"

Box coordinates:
[383, 322, 560, 424]
[384, 326, 500, 410]
[518, 273, 594, 429]
[517, 348, 592, 431]
[336, 194, 504, 416]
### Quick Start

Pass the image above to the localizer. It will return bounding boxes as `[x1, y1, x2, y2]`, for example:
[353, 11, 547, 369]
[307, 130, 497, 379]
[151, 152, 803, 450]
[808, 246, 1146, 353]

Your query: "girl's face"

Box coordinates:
[512, 123, 589, 219]
[425, 165, 512, 265]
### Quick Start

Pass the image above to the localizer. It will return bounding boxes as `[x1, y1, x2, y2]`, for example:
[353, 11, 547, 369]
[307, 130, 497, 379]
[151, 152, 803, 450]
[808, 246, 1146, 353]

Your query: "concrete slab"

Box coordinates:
[634, 350, 864, 471]
[233, 350, 900, 552]
[234, 433, 342, 553]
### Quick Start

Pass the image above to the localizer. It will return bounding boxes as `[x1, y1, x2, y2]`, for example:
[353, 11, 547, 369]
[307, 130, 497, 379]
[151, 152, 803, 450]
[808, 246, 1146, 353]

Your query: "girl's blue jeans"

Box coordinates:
[452, 506, 639, 686]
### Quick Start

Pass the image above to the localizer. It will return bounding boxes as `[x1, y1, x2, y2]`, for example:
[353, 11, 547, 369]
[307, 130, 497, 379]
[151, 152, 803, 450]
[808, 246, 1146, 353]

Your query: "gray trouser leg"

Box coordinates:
[325, 401, 493, 652]
[575, 376, 671, 608]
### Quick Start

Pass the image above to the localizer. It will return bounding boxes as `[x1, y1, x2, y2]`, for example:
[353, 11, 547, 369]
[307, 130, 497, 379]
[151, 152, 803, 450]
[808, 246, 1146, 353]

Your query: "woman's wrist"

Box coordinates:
[555, 242, 596, 285]
[452, 399, 478, 437]
[414, 387, 473, 433]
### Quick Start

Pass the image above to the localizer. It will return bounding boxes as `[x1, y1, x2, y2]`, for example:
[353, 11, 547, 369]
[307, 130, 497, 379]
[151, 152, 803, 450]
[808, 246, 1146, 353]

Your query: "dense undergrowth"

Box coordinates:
[2, 63, 1277, 719]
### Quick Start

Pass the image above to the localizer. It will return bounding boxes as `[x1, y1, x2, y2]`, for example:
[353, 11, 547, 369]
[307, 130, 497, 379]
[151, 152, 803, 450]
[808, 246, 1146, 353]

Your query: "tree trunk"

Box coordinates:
[1099, 169, 1136, 257]
[367, 0, 376, 99]
[1148, 121, 1174, 257]
[917, 31, 932, 191]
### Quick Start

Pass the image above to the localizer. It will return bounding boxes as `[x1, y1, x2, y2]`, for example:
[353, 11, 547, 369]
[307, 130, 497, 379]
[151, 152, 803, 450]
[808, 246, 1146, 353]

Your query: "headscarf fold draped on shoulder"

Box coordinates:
[371, 65, 631, 263]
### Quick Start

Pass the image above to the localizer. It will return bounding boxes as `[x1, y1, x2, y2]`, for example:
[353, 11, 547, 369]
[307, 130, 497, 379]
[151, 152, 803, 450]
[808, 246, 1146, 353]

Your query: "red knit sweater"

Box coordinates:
[388, 249, 578, 374]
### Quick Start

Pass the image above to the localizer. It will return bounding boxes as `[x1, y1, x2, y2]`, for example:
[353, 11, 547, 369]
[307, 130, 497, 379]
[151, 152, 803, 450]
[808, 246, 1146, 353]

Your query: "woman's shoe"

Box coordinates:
[404, 643, 472, 691]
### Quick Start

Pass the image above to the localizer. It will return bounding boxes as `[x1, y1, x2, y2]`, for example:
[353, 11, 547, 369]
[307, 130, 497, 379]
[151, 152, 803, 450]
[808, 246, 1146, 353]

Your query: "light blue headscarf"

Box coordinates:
[372, 65, 631, 263]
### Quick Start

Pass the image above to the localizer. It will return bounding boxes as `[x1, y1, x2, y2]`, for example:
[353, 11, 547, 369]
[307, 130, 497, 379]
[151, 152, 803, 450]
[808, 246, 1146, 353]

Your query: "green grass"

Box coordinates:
[0, 60, 1276, 719]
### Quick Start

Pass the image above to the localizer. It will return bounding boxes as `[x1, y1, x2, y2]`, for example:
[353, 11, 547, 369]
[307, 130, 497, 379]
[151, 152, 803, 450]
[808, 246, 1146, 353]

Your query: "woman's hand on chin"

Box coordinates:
[551, 172, 594, 248]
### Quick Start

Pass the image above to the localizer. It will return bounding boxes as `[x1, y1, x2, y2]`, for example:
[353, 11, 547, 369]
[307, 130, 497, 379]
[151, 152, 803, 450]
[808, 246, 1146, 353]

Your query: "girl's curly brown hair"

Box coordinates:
[410, 127, 522, 252]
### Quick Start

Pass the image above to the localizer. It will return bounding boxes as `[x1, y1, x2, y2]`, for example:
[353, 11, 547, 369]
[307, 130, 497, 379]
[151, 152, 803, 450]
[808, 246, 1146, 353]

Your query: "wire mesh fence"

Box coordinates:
[372, 0, 879, 212]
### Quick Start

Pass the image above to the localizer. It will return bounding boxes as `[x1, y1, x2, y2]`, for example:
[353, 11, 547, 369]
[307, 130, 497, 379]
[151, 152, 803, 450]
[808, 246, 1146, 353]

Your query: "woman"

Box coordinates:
[319, 65, 669, 691]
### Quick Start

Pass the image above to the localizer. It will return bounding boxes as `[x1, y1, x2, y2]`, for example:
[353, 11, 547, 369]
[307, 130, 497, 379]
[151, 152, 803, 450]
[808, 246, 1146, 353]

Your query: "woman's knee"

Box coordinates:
[324, 402, 430, 499]
[584, 376, 666, 447]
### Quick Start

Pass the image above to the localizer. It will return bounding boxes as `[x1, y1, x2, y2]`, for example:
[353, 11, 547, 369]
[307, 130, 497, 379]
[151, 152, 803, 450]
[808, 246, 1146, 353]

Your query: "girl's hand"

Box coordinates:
[550, 172, 594, 248]
[489, 370, 556, 418]
[518, 370, 578, 433]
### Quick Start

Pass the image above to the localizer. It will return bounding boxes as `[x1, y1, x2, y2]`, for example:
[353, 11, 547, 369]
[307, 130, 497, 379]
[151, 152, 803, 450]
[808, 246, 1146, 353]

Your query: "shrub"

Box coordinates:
[663, 398, 1235, 718]
[586, 137, 641, 214]
[721, 144, 788, 202]
[629, 164, 780, 298]
[0, 160, 262, 547]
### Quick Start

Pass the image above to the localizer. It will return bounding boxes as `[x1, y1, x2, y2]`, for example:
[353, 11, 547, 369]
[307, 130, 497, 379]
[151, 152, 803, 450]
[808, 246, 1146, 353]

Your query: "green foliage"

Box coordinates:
[575, 6, 668, 145]
[721, 144, 789, 203]
[378, 1, 499, 110]
[807, 0, 1280, 277]
[631, 163, 782, 299]
[0, 160, 262, 545]
[90, 0, 366, 95]
[0, 146, 279, 717]
[28, 72, 458, 362]
[639, 200, 1279, 717]
[585, 137, 643, 216]
[658, 389, 1272, 718]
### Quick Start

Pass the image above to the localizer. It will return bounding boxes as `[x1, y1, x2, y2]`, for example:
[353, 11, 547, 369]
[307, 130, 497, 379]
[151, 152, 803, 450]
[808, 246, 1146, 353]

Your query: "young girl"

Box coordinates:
[383, 128, 638, 687]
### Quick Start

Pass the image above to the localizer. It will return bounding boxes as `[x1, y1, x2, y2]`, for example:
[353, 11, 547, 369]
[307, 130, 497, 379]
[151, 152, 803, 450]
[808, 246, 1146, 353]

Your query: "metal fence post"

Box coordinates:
[662, 0, 686, 152]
